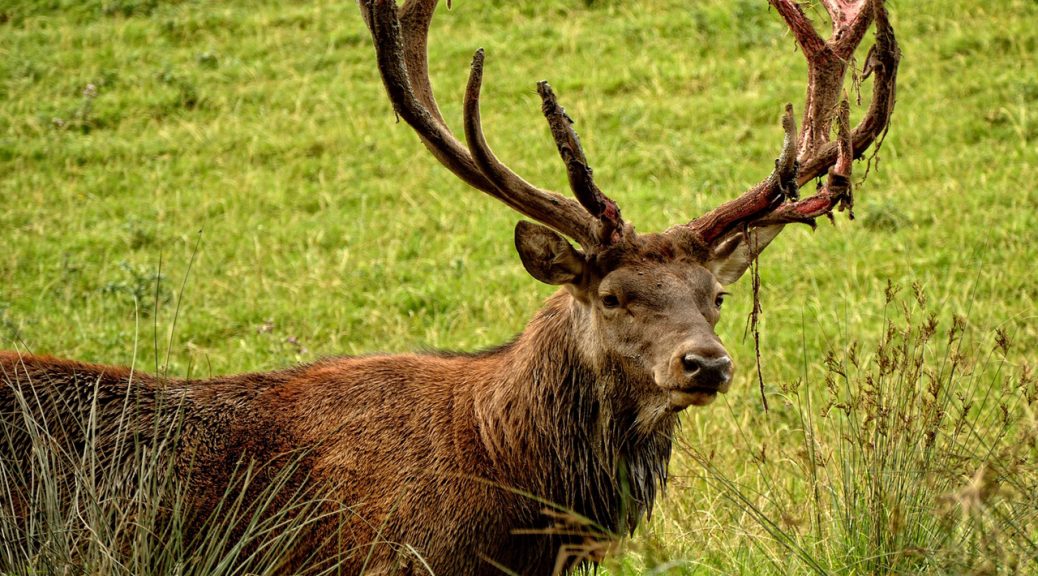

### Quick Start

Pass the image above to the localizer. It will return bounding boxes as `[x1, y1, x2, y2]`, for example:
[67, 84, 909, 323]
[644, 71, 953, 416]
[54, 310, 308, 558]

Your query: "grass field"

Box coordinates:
[1, 0, 1036, 573]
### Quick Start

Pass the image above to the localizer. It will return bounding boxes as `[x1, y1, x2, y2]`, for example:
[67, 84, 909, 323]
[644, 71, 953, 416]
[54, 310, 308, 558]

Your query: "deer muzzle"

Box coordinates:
[658, 347, 733, 410]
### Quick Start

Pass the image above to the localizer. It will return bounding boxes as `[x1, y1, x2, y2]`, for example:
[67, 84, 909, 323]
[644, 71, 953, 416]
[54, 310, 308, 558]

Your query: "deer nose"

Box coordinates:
[680, 354, 732, 389]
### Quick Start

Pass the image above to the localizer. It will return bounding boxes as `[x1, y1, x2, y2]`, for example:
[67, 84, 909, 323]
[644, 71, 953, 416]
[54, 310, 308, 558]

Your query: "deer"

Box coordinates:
[0, 0, 898, 574]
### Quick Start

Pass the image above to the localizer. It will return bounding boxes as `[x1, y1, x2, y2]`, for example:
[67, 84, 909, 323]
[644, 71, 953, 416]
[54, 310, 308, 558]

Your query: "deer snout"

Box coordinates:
[659, 344, 733, 410]
[680, 354, 732, 390]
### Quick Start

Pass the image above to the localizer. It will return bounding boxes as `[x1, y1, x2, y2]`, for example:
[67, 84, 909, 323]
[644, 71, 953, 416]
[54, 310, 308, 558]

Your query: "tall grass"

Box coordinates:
[673, 288, 1037, 575]
[0, 360, 346, 575]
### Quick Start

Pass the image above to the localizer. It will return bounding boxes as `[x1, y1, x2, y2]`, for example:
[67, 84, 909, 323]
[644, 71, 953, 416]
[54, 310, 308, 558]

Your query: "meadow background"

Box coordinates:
[1, 0, 1036, 573]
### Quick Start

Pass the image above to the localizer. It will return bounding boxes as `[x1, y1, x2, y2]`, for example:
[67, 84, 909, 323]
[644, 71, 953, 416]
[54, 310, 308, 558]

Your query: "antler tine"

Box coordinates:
[538, 82, 625, 246]
[463, 50, 599, 247]
[798, 3, 899, 185]
[755, 97, 854, 227]
[773, 0, 875, 159]
[687, 0, 899, 245]
[395, 0, 444, 124]
[683, 105, 799, 244]
[362, 0, 621, 250]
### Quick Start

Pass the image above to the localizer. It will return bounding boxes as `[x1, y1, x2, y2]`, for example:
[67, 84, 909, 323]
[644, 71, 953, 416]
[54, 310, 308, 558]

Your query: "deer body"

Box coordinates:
[1, 0, 898, 573]
[3, 287, 683, 574]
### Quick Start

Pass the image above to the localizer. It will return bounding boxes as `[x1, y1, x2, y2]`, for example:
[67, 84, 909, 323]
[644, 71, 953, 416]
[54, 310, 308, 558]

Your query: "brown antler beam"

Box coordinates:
[367, 0, 494, 192]
[771, 0, 875, 159]
[684, 0, 898, 245]
[366, 0, 628, 251]
[688, 104, 800, 244]
[797, 4, 899, 185]
[756, 98, 854, 227]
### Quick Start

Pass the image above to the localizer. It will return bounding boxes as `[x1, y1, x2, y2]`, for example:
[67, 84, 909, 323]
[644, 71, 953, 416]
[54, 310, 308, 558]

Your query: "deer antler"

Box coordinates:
[686, 0, 900, 245]
[360, 0, 625, 250]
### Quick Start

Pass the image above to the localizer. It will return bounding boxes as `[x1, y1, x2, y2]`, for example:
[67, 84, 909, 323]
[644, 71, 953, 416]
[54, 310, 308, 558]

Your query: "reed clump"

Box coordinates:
[691, 285, 1036, 575]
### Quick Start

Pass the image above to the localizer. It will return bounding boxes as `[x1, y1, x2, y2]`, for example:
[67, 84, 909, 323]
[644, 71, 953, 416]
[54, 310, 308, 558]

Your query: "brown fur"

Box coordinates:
[2, 233, 753, 574]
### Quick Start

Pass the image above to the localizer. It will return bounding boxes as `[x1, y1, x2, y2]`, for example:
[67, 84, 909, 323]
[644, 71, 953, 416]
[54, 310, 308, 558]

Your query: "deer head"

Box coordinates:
[359, 0, 899, 412]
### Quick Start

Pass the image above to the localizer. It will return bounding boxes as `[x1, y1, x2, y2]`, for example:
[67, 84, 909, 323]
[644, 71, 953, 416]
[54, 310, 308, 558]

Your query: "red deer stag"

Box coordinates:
[0, 0, 898, 574]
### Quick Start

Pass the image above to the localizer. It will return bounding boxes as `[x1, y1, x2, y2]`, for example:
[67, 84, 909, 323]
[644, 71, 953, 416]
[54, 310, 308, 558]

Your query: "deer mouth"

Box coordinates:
[668, 386, 721, 410]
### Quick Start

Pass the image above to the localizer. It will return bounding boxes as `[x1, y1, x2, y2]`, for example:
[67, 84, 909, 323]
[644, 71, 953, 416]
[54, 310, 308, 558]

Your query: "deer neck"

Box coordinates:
[473, 290, 676, 534]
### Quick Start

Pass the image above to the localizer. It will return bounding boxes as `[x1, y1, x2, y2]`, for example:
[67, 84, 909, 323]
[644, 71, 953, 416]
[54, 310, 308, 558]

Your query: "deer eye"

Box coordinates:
[714, 293, 728, 309]
[601, 294, 621, 309]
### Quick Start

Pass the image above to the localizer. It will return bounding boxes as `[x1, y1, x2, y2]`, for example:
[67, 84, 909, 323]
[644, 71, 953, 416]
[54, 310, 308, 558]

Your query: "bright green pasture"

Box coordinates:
[1, 0, 1036, 573]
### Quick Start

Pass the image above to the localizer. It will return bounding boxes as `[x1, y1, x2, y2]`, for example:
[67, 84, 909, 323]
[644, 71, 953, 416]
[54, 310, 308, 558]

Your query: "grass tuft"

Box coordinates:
[614, 290, 1036, 574]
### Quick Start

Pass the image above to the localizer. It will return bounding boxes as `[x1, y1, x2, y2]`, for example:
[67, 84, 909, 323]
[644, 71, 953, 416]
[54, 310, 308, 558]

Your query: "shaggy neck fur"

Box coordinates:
[474, 290, 677, 537]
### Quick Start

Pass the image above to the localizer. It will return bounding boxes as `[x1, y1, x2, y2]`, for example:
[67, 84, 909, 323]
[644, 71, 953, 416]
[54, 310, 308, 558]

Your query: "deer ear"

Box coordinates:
[514, 221, 586, 286]
[705, 225, 784, 285]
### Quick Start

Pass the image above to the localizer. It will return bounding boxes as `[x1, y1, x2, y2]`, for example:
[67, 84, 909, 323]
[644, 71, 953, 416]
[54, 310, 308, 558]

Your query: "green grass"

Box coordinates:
[1, 0, 1036, 573]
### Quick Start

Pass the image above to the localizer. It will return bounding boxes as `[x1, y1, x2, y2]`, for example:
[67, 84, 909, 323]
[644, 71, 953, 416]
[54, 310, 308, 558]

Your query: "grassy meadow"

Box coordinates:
[1, 0, 1036, 573]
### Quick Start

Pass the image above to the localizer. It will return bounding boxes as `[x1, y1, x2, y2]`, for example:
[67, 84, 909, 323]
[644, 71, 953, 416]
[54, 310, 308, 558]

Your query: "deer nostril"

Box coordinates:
[680, 354, 732, 386]
[681, 354, 703, 375]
